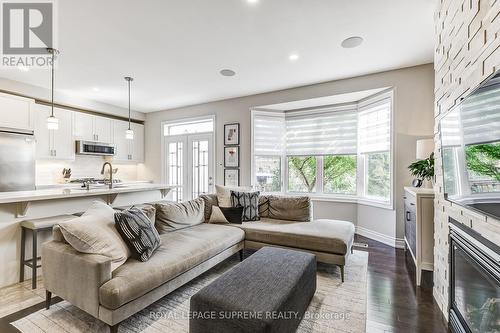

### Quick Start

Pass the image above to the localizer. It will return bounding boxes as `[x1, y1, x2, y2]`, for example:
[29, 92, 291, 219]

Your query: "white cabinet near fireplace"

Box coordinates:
[404, 186, 435, 286]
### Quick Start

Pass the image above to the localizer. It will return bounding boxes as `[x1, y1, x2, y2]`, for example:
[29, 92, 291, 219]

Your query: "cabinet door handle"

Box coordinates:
[410, 203, 415, 206]
[406, 212, 411, 221]
[54, 150, 56, 156]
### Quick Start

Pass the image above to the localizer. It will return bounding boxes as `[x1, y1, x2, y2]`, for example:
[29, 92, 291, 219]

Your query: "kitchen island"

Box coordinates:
[0, 183, 173, 289]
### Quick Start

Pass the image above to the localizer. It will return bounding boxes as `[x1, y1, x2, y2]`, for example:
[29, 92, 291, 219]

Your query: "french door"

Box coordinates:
[166, 133, 214, 202]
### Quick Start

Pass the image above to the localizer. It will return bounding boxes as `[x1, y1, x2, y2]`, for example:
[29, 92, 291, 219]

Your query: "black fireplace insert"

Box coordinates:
[449, 218, 500, 333]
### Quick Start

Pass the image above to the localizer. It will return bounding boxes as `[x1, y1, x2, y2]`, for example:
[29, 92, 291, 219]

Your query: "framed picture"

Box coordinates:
[224, 123, 240, 145]
[224, 146, 240, 168]
[224, 169, 240, 187]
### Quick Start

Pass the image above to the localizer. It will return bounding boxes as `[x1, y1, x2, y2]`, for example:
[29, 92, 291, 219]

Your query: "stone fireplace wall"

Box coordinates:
[433, 0, 500, 318]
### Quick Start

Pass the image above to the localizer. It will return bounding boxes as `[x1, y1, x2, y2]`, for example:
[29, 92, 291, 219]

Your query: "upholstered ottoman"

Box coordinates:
[190, 247, 316, 333]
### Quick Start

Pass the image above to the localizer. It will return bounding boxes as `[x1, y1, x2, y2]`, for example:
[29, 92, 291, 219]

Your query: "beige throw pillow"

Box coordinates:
[155, 198, 205, 233]
[208, 206, 229, 224]
[58, 201, 131, 271]
[215, 184, 252, 207]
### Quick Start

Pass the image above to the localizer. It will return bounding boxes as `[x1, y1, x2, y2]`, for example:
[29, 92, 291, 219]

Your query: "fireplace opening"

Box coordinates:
[449, 218, 500, 333]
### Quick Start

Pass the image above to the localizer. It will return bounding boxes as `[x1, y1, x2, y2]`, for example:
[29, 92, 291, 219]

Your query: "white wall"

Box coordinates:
[141, 64, 435, 245]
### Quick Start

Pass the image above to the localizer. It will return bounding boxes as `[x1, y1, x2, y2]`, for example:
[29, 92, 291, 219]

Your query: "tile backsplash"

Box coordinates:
[36, 155, 139, 185]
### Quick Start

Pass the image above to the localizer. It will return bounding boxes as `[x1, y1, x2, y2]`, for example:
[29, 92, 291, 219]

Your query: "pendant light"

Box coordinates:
[46, 48, 59, 130]
[124, 76, 134, 140]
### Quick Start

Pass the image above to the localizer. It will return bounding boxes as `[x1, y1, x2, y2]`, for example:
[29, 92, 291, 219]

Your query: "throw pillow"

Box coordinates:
[58, 201, 131, 271]
[268, 195, 312, 222]
[208, 206, 244, 224]
[155, 198, 205, 233]
[114, 208, 161, 261]
[215, 184, 252, 207]
[230, 190, 260, 222]
[258, 195, 270, 218]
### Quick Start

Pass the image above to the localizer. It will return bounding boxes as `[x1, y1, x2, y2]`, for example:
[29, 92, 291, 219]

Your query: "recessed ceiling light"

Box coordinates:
[289, 53, 299, 61]
[92, 87, 100, 92]
[220, 69, 236, 77]
[247, 0, 259, 4]
[17, 65, 30, 72]
[341, 36, 364, 48]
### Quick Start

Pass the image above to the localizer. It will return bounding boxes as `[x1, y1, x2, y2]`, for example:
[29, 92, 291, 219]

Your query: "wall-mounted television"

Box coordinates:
[440, 72, 500, 220]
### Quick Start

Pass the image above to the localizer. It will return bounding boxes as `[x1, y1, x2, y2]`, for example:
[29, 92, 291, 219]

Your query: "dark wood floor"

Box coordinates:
[355, 234, 449, 333]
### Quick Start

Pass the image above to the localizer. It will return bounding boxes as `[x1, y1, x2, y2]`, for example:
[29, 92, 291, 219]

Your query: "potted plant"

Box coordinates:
[408, 152, 435, 188]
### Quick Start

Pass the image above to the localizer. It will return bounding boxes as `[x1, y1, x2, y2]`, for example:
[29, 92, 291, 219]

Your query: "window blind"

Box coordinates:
[460, 84, 500, 145]
[253, 114, 286, 156]
[358, 98, 391, 153]
[285, 109, 358, 156]
[440, 109, 462, 147]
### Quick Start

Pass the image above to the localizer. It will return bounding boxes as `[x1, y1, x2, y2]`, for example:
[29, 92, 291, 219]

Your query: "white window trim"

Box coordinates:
[250, 89, 394, 210]
[160, 115, 217, 186]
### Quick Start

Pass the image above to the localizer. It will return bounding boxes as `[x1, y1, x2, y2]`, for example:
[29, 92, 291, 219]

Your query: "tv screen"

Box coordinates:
[440, 72, 500, 220]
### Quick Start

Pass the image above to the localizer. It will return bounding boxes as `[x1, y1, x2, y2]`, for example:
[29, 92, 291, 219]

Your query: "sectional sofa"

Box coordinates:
[42, 195, 355, 332]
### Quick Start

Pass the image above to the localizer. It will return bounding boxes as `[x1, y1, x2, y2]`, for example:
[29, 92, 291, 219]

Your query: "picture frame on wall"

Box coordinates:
[224, 123, 240, 145]
[224, 169, 240, 187]
[224, 146, 240, 168]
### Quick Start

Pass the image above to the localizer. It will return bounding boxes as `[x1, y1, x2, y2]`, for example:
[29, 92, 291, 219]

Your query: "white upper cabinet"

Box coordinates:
[112, 120, 130, 161]
[34, 104, 74, 160]
[73, 112, 94, 141]
[93, 116, 113, 143]
[0, 92, 34, 131]
[73, 113, 113, 143]
[131, 122, 144, 162]
[112, 120, 144, 163]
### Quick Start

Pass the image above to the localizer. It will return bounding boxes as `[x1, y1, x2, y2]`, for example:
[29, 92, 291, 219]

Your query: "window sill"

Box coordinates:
[261, 192, 394, 210]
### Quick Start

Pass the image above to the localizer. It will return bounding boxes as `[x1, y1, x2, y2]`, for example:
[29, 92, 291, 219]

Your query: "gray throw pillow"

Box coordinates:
[268, 195, 311, 222]
[230, 190, 260, 222]
[115, 208, 161, 262]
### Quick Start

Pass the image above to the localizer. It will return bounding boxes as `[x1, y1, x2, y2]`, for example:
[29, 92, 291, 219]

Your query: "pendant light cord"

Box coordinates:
[51, 50, 55, 117]
[128, 79, 131, 130]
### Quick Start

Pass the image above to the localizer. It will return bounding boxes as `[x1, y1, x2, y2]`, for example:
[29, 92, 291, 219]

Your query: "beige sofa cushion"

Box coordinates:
[268, 195, 311, 222]
[215, 185, 251, 207]
[199, 194, 218, 222]
[58, 201, 131, 271]
[99, 223, 244, 309]
[237, 218, 354, 255]
[155, 198, 205, 233]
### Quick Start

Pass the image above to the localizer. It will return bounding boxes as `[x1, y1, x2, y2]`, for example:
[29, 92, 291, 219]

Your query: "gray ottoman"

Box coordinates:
[190, 247, 316, 333]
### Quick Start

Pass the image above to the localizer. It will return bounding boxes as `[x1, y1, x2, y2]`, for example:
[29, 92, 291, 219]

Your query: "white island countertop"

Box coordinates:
[0, 183, 173, 204]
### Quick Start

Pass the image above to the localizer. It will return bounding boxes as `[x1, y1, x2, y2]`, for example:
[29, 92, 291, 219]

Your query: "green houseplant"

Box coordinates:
[408, 152, 435, 184]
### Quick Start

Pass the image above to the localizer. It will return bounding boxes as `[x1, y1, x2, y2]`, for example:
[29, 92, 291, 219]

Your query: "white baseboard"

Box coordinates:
[355, 226, 405, 249]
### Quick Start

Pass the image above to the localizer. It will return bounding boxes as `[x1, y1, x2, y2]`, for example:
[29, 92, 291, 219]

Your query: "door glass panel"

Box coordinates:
[168, 141, 183, 202]
[192, 140, 209, 198]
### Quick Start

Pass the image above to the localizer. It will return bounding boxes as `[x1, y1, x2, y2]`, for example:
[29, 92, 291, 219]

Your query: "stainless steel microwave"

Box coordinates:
[76, 141, 115, 156]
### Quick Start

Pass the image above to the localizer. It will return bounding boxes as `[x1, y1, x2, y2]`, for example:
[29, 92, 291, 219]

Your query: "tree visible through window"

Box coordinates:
[366, 152, 390, 199]
[324, 155, 357, 194]
[288, 156, 317, 192]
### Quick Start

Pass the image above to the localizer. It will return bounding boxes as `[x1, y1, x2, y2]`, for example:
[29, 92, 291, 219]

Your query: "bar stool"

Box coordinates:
[20, 215, 74, 289]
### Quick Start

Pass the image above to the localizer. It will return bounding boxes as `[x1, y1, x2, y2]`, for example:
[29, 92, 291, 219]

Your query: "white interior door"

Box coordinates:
[166, 133, 213, 201]
[189, 133, 214, 199]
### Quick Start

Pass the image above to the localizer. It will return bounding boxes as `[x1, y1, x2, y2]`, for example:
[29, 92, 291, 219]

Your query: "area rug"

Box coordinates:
[10, 251, 368, 333]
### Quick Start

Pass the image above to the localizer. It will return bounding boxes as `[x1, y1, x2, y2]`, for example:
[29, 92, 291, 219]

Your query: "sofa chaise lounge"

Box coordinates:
[42, 194, 355, 332]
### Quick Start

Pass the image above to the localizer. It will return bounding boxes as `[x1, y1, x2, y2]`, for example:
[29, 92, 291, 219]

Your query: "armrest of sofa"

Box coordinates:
[42, 240, 112, 317]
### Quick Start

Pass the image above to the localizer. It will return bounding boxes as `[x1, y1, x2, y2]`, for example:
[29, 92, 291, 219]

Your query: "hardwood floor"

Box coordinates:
[356, 235, 449, 333]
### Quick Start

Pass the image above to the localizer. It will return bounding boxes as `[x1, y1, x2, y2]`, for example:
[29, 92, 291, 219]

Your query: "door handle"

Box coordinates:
[406, 212, 411, 221]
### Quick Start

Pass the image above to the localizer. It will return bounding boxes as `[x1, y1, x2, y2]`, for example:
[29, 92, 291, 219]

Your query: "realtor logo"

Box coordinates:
[3, 2, 53, 54]
[1, 0, 56, 68]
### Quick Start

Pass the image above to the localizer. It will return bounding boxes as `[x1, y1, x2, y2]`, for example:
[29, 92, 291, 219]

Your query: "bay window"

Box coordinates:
[251, 90, 393, 207]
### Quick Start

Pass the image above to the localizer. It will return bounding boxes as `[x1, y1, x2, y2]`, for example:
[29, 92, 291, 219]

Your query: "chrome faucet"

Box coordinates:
[100, 162, 113, 189]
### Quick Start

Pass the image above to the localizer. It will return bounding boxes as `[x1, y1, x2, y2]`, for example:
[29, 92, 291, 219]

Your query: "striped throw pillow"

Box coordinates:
[114, 208, 161, 262]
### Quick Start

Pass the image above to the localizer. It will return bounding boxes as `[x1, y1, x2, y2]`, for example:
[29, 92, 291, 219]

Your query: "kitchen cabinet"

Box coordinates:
[73, 113, 113, 143]
[0, 92, 34, 131]
[112, 120, 144, 163]
[403, 187, 435, 286]
[34, 105, 74, 160]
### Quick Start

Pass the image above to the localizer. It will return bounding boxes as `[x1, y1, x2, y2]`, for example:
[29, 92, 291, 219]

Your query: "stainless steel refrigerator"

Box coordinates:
[0, 128, 35, 192]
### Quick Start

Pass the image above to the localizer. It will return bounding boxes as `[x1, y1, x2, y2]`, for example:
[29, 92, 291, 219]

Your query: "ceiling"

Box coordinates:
[255, 88, 389, 111]
[0, 0, 435, 113]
